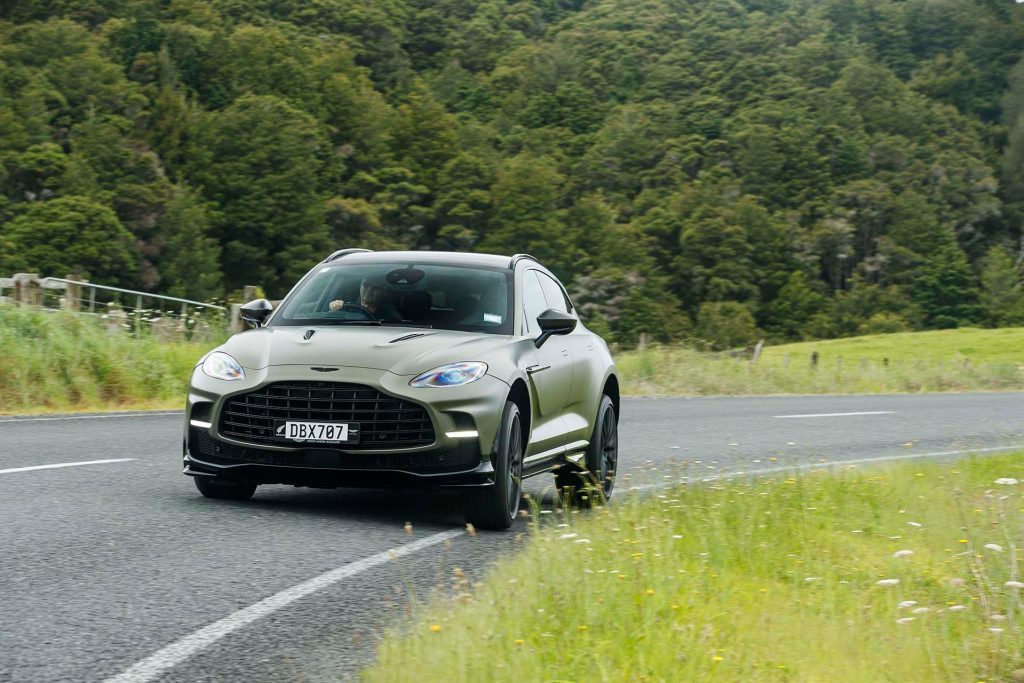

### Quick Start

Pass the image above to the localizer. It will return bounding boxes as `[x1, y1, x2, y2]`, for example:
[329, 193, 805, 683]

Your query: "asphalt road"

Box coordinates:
[1, 392, 1023, 682]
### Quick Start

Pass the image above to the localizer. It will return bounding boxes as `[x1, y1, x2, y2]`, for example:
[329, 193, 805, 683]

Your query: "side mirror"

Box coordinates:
[535, 308, 577, 348]
[240, 299, 273, 328]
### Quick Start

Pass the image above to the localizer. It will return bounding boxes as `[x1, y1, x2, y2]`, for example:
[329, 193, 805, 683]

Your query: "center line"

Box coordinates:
[103, 529, 464, 683]
[0, 458, 135, 475]
[774, 411, 896, 419]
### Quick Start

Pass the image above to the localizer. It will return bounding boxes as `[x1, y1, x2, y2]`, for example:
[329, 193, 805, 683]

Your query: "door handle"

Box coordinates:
[526, 364, 550, 375]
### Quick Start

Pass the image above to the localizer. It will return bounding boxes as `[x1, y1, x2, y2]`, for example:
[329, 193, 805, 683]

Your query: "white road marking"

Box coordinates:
[0, 458, 135, 475]
[628, 445, 1024, 492]
[103, 529, 464, 683]
[774, 411, 896, 419]
[0, 411, 181, 423]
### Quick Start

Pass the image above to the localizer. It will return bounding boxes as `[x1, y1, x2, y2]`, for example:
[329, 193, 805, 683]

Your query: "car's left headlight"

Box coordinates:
[202, 351, 245, 381]
[409, 361, 487, 388]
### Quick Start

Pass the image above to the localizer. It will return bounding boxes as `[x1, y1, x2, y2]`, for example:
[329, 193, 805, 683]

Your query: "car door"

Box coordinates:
[520, 269, 572, 455]
[535, 271, 596, 444]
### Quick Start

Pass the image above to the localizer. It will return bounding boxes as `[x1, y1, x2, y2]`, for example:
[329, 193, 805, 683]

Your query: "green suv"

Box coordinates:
[183, 250, 619, 529]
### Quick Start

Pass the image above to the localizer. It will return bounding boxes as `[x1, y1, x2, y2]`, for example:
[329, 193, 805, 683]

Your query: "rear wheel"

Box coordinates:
[193, 476, 257, 501]
[464, 401, 523, 530]
[556, 394, 618, 506]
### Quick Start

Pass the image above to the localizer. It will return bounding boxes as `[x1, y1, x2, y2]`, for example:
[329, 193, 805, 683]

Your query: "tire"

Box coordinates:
[556, 394, 618, 506]
[464, 400, 523, 530]
[193, 475, 257, 501]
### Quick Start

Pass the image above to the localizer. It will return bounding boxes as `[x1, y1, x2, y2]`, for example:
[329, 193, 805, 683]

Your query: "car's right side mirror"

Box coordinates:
[535, 308, 577, 348]
[240, 298, 274, 328]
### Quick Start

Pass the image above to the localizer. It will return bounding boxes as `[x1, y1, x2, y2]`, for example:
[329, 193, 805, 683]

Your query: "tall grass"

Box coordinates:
[0, 305, 210, 413]
[618, 343, 1024, 396]
[366, 453, 1024, 682]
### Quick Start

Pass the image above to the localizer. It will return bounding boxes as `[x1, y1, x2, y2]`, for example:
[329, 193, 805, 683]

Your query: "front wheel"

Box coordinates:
[193, 476, 257, 501]
[464, 401, 523, 530]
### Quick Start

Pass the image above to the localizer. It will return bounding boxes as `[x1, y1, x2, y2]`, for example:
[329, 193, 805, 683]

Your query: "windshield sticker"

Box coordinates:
[483, 313, 502, 324]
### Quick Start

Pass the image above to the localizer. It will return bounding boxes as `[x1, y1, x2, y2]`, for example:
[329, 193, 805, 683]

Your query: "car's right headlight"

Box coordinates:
[202, 352, 245, 381]
[409, 362, 487, 388]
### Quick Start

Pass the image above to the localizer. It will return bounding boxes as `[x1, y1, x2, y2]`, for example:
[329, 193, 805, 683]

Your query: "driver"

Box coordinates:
[329, 275, 401, 320]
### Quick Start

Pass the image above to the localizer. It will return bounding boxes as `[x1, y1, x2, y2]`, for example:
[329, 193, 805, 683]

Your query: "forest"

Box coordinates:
[1, 0, 1024, 347]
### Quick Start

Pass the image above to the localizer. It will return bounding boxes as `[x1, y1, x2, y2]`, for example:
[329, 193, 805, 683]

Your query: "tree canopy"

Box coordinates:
[1, 0, 1023, 346]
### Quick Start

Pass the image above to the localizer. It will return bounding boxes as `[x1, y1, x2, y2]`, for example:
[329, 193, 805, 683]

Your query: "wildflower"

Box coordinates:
[949, 578, 966, 587]
[574, 538, 591, 544]
[989, 627, 1004, 634]
[994, 478, 1019, 485]
[515, 639, 525, 646]
[911, 607, 931, 615]
[712, 656, 724, 662]
[984, 543, 1003, 552]
[908, 522, 923, 527]
[672, 534, 683, 539]
[989, 614, 1008, 621]
[430, 624, 442, 633]
[948, 605, 968, 612]
[898, 601, 918, 609]
[578, 625, 588, 632]
[893, 550, 914, 558]
[803, 577, 821, 582]
[877, 579, 900, 586]
[646, 589, 655, 596]
[559, 533, 578, 540]
[1005, 581, 1024, 589]
[896, 617, 916, 624]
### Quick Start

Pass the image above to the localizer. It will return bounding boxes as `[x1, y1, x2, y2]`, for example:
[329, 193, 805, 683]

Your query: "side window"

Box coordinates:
[537, 272, 572, 315]
[521, 271, 548, 334]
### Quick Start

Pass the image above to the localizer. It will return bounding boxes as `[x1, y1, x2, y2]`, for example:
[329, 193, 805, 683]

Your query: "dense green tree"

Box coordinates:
[0, 196, 136, 283]
[978, 245, 1024, 327]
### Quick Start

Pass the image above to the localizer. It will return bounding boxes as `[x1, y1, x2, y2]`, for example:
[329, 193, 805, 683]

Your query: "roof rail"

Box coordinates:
[509, 253, 539, 269]
[324, 248, 373, 263]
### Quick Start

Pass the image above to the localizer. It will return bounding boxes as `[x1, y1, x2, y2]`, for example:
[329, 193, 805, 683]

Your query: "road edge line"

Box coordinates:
[102, 529, 464, 683]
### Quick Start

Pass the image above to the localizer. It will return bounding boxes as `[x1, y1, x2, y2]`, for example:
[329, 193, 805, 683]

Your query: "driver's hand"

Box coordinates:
[329, 299, 345, 311]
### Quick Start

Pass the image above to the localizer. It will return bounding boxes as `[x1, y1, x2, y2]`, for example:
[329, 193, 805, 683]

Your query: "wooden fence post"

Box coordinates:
[64, 274, 82, 311]
[12, 273, 41, 306]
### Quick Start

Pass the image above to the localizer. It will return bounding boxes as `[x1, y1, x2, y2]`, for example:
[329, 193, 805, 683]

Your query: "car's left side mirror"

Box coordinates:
[535, 308, 577, 348]
[240, 299, 274, 328]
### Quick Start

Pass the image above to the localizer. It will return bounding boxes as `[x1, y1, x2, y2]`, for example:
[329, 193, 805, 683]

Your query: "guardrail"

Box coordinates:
[0, 273, 227, 341]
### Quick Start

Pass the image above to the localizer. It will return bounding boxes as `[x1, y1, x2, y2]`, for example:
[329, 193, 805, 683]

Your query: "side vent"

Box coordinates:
[389, 332, 430, 344]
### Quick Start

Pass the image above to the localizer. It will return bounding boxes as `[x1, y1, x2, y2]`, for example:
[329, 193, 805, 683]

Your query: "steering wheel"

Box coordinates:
[339, 302, 374, 320]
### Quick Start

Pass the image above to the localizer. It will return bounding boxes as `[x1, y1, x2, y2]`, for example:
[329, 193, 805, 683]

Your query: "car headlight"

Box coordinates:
[409, 362, 487, 388]
[202, 352, 245, 381]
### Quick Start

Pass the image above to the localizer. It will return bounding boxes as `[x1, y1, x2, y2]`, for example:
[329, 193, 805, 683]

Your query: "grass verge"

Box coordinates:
[618, 327, 1024, 396]
[366, 453, 1024, 682]
[0, 305, 209, 414]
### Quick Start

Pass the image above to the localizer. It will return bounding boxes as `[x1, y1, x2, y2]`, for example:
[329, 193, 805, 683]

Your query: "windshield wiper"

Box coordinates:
[321, 319, 382, 326]
[380, 321, 433, 328]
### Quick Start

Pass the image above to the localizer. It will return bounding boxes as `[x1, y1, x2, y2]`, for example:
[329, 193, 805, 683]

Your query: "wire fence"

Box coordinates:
[0, 273, 228, 342]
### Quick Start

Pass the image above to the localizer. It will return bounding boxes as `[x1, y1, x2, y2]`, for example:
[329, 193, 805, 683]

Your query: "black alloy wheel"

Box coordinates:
[556, 394, 617, 506]
[465, 400, 523, 530]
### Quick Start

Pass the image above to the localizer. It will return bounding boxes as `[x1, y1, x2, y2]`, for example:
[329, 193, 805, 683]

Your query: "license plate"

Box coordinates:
[275, 420, 360, 444]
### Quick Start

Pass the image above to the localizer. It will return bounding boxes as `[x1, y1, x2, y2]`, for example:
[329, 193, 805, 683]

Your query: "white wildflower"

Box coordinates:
[908, 522, 923, 527]
[877, 578, 900, 586]
[893, 549, 914, 558]
[558, 533, 578, 540]
[989, 627, 1004, 634]
[989, 614, 1008, 621]
[1005, 581, 1024, 589]
[984, 543, 1004, 552]
[898, 600, 918, 609]
[574, 538, 591, 544]
[948, 605, 968, 612]
[911, 607, 931, 615]
[803, 577, 821, 582]
[896, 617, 915, 624]
[994, 478, 1019, 486]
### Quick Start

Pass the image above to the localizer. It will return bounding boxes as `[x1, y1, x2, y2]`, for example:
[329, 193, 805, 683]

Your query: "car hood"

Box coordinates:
[216, 326, 514, 376]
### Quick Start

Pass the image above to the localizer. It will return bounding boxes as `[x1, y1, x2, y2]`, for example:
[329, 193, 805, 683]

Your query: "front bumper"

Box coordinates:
[183, 365, 510, 489]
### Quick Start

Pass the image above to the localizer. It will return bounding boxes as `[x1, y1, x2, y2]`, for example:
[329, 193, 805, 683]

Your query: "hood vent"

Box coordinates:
[389, 332, 430, 344]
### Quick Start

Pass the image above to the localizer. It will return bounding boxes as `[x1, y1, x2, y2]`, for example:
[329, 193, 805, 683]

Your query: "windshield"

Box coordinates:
[272, 261, 513, 335]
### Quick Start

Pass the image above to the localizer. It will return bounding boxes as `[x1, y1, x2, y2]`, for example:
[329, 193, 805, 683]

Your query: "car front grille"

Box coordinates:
[218, 381, 435, 449]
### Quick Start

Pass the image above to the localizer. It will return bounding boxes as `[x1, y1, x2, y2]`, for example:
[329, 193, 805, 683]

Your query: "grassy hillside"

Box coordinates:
[366, 452, 1024, 682]
[0, 306, 206, 414]
[618, 327, 1024, 396]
